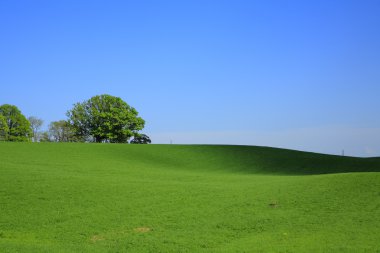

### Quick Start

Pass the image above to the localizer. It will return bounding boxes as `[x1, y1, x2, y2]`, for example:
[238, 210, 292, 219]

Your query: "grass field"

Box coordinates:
[0, 142, 380, 252]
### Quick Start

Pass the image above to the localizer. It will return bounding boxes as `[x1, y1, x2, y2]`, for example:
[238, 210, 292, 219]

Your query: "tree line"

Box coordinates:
[0, 94, 151, 144]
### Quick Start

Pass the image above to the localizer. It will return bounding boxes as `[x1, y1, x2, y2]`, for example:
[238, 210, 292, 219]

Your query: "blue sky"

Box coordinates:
[1, 0, 380, 156]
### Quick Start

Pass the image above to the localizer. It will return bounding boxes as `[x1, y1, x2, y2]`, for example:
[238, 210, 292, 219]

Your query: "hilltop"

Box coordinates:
[0, 143, 379, 252]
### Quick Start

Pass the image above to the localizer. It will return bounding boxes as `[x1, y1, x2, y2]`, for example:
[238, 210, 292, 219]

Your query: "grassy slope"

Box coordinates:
[0, 143, 379, 253]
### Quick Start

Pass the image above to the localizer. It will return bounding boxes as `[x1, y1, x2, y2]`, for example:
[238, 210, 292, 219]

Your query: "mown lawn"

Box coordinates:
[0, 143, 379, 252]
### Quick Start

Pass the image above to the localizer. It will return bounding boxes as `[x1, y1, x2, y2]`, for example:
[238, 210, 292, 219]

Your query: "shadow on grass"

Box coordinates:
[151, 145, 380, 176]
[208, 145, 380, 175]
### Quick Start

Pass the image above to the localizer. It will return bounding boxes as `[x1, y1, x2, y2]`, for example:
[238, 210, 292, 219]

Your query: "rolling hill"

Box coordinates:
[0, 143, 379, 252]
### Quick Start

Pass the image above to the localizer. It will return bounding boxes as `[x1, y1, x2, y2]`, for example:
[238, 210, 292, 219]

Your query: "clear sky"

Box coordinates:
[1, 0, 379, 156]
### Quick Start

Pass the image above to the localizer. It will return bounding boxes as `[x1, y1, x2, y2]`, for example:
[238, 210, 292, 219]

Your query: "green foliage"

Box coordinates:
[0, 104, 32, 142]
[0, 143, 379, 252]
[67, 94, 145, 143]
[49, 120, 76, 142]
[39, 131, 51, 142]
[28, 116, 43, 142]
[130, 134, 151, 144]
[0, 114, 9, 141]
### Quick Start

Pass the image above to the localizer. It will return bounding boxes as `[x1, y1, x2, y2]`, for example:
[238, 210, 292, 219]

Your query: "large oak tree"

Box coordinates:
[67, 94, 145, 143]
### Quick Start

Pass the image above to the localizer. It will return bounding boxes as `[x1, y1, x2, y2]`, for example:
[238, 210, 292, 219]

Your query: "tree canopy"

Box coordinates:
[49, 120, 75, 142]
[131, 134, 151, 144]
[0, 114, 9, 141]
[66, 94, 145, 143]
[28, 116, 43, 142]
[0, 104, 32, 142]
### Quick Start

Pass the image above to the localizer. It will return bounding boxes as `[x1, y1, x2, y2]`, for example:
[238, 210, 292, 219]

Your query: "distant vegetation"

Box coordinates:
[0, 94, 150, 144]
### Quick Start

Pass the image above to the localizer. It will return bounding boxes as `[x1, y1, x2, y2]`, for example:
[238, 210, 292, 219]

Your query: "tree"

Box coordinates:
[49, 120, 75, 142]
[0, 104, 32, 142]
[130, 134, 151, 144]
[67, 94, 145, 143]
[39, 131, 52, 142]
[0, 115, 9, 141]
[28, 116, 43, 142]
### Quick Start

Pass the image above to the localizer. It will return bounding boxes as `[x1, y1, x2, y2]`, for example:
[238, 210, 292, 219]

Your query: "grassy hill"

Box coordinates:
[0, 143, 379, 252]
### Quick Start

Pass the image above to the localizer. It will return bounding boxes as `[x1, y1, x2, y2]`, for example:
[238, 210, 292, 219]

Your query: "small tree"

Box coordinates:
[67, 94, 145, 143]
[0, 104, 32, 142]
[130, 134, 151, 144]
[28, 116, 43, 142]
[49, 120, 75, 142]
[39, 131, 52, 142]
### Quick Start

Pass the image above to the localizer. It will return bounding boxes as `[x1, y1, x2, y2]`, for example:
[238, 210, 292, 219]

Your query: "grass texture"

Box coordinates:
[0, 143, 379, 252]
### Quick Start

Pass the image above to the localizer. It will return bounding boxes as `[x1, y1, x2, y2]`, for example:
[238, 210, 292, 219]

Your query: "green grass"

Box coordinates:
[0, 143, 379, 253]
